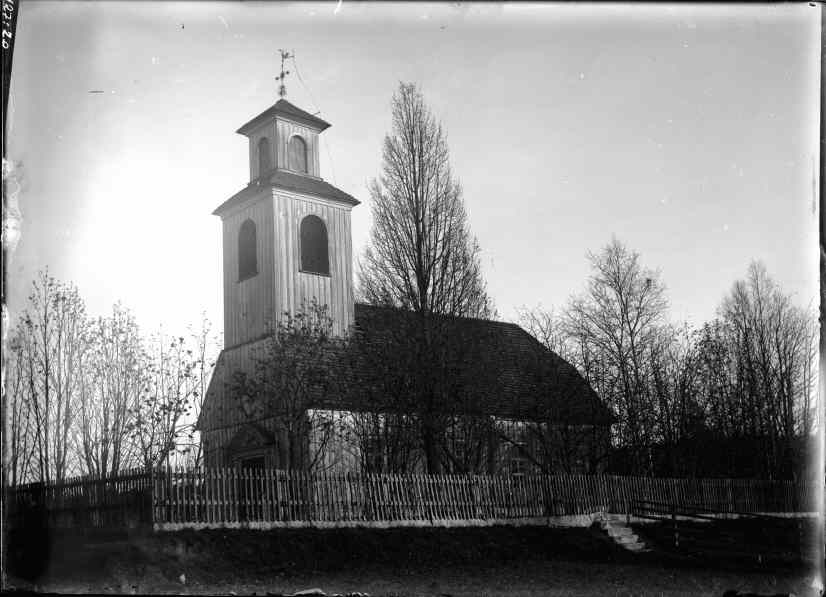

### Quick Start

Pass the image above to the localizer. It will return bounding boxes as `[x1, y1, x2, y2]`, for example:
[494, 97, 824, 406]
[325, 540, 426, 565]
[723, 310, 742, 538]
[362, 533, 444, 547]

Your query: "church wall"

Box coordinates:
[222, 195, 276, 347]
[273, 191, 354, 337]
[275, 118, 320, 177]
[200, 340, 288, 468]
[200, 340, 266, 432]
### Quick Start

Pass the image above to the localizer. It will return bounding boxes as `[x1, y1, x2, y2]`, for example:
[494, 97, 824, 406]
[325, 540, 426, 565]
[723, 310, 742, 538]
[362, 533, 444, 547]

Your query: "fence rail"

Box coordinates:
[5, 468, 819, 530]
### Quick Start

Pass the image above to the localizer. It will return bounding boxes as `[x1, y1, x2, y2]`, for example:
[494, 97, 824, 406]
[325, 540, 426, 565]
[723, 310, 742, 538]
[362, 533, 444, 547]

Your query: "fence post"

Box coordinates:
[148, 468, 155, 527]
[671, 503, 679, 549]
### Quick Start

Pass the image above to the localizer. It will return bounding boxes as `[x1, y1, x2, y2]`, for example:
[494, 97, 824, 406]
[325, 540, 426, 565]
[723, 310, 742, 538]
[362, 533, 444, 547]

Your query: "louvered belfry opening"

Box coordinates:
[300, 215, 330, 275]
[288, 135, 308, 173]
[238, 219, 258, 280]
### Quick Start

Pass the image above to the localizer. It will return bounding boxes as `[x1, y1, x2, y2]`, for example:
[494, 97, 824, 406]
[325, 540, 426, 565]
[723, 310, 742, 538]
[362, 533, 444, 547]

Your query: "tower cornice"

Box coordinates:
[236, 99, 331, 136]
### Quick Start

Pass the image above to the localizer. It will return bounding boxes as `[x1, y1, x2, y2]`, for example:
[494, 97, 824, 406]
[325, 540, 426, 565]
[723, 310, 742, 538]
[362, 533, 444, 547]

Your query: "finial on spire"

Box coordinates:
[275, 49, 293, 98]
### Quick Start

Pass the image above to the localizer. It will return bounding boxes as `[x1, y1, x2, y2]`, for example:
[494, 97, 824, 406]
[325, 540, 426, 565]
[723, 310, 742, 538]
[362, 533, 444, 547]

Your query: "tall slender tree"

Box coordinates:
[356, 83, 494, 473]
[359, 82, 492, 320]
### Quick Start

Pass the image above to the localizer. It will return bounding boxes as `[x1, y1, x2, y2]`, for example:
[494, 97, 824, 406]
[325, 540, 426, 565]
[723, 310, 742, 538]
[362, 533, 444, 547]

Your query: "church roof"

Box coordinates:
[197, 304, 612, 431]
[338, 304, 613, 425]
[236, 99, 331, 135]
[213, 169, 360, 215]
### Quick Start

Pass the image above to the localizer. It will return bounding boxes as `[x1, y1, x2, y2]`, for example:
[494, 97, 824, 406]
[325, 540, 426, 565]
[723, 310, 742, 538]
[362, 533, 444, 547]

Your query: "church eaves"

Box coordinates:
[212, 169, 360, 216]
[236, 99, 332, 135]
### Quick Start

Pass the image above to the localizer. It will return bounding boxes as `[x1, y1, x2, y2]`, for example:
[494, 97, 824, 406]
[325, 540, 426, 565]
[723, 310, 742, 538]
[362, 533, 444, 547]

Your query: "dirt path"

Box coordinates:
[14, 559, 814, 596]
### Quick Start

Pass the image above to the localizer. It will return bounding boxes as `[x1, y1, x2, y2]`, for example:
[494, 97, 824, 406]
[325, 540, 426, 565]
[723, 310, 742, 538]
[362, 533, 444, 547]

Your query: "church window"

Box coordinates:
[238, 219, 257, 280]
[287, 135, 308, 173]
[258, 137, 272, 177]
[300, 215, 329, 275]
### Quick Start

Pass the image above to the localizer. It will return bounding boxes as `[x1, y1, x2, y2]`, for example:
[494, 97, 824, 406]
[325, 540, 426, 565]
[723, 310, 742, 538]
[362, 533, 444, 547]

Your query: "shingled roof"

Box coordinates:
[213, 169, 360, 215]
[236, 99, 331, 135]
[340, 304, 613, 425]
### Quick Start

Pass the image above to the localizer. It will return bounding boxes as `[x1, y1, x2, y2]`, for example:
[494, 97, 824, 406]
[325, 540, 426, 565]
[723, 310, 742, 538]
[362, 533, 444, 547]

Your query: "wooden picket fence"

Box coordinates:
[6, 468, 819, 530]
[6, 468, 152, 530]
[151, 468, 819, 527]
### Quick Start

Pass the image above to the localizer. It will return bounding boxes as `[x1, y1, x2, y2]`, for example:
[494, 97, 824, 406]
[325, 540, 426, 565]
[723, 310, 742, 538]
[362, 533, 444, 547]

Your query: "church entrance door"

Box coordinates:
[239, 456, 265, 522]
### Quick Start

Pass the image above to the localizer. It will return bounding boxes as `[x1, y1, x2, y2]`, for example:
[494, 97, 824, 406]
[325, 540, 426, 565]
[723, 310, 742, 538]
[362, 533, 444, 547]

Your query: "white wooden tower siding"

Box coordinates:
[199, 99, 360, 469]
[214, 99, 359, 348]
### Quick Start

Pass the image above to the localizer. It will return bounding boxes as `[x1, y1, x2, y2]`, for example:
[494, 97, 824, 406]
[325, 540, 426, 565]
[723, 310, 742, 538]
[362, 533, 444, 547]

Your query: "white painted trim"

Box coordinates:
[274, 188, 355, 212]
[276, 113, 326, 133]
[153, 510, 819, 533]
[153, 516, 584, 532]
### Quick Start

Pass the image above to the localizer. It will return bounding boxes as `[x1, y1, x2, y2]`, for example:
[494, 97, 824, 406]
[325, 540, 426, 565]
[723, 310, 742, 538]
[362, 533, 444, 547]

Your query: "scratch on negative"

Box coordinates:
[1, 157, 24, 387]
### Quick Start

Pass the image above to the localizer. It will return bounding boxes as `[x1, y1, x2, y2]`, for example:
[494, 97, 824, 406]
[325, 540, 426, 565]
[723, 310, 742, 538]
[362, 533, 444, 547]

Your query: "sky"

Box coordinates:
[5, 2, 821, 340]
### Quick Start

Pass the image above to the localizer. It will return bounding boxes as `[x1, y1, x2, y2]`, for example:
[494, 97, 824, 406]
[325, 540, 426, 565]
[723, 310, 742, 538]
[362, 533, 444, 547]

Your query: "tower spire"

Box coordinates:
[275, 49, 293, 98]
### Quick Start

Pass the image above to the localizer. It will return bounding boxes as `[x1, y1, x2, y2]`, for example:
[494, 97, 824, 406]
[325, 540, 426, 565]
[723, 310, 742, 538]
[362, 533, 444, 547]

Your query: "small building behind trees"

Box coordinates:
[196, 94, 612, 475]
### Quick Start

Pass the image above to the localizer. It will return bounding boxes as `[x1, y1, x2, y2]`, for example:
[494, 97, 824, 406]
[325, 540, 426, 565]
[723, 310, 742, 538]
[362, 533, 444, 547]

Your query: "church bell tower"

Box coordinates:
[212, 99, 359, 348]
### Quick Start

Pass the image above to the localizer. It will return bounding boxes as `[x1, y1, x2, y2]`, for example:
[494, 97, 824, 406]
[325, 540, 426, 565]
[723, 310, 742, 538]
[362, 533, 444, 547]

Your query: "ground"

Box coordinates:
[4, 526, 819, 596]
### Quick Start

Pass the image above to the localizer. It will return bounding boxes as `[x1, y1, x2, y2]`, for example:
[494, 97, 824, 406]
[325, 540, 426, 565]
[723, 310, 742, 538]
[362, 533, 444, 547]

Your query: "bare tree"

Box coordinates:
[127, 330, 199, 470]
[179, 314, 220, 468]
[16, 271, 90, 482]
[517, 306, 571, 358]
[644, 323, 706, 475]
[5, 334, 37, 485]
[564, 238, 668, 475]
[700, 262, 818, 478]
[357, 82, 493, 473]
[231, 301, 340, 472]
[77, 304, 143, 477]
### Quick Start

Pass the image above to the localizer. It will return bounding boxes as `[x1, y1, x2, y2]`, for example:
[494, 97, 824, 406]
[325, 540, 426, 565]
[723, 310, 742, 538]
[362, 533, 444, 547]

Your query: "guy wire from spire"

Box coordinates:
[291, 52, 338, 186]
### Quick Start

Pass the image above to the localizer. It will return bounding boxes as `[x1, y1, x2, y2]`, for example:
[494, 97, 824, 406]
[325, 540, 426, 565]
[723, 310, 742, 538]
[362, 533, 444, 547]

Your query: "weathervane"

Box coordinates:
[275, 49, 293, 98]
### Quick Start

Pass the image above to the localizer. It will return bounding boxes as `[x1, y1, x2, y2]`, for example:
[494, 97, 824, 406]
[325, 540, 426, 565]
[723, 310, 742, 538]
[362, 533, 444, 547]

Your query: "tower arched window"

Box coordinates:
[287, 135, 308, 173]
[258, 137, 272, 177]
[238, 219, 258, 280]
[300, 215, 329, 276]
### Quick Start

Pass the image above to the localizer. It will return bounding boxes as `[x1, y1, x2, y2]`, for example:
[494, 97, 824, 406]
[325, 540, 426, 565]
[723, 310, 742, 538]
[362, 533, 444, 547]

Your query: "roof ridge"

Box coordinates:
[353, 302, 519, 328]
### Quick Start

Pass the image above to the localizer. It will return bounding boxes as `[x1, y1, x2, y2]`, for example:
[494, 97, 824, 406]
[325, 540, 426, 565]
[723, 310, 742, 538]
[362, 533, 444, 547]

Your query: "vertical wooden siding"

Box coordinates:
[274, 191, 354, 337]
[222, 194, 276, 347]
[219, 191, 354, 346]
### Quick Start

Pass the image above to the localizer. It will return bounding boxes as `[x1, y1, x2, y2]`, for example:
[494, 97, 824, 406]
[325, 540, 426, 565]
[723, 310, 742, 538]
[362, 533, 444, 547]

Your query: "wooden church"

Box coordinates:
[196, 95, 612, 475]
